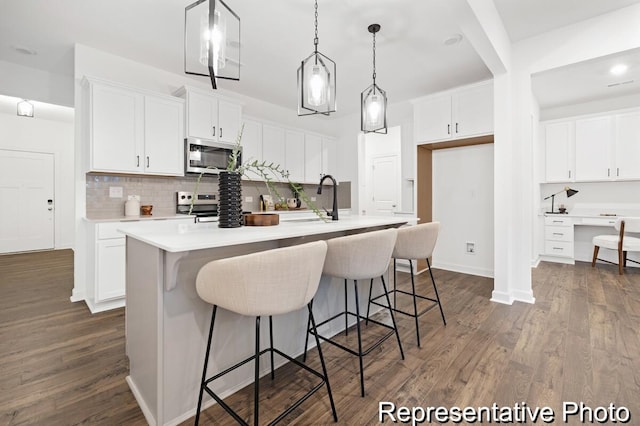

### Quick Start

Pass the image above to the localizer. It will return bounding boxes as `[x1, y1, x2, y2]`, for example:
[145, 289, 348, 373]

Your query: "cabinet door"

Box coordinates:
[218, 100, 242, 143]
[615, 111, 640, 180]
[261, 124, 286, 174]
[322, 137, 337, 177]
[285, 130, 305, 183]
[144, 96, 184, 176]
[241, 120, 263, 180]
[187, 90, 217, 139]
[414, 95, 452, 142]
[304, 134, 323, 183]
[96, 238, 126, 302]
[575, 116, 613, 181]
[545, 121, 573, 182]
[91, 83, 144, 173]
[452, 83, 493, 138]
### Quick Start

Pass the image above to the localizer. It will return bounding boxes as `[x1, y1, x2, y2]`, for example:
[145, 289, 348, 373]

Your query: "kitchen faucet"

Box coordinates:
[317, 174, 339, 221]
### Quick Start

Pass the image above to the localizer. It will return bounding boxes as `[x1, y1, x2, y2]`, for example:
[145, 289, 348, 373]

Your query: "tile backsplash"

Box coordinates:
[86, 173, 351, 219]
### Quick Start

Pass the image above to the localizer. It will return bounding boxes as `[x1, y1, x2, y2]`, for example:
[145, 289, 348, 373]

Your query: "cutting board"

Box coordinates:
[244, 213, 280, 226]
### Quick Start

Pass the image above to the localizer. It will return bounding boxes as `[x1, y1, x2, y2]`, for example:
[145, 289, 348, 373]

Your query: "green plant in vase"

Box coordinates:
[191, 124, 328, 223]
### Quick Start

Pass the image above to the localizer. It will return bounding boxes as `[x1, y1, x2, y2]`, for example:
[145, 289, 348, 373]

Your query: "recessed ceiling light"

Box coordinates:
[443, 34, 463, 46]
[610, 64, 628, 76]
[12, 45, 38, 55]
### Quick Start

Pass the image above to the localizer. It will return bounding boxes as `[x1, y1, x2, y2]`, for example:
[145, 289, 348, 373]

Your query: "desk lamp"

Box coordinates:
[544, 187, 578, 214]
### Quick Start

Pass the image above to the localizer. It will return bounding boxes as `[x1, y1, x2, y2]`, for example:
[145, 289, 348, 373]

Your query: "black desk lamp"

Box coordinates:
[544, 187, 578, 214]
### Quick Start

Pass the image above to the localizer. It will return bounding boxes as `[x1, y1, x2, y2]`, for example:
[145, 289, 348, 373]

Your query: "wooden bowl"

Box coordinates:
[244, 213, 279, 226]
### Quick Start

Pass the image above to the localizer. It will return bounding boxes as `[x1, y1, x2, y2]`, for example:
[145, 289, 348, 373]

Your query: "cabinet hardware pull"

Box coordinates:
[553, 247, 563, 250]
[553, 233, 563, 236]
[447, 124, 450, 135]
[147, 156, 150, 168]
[608, 168, 610, 177]
[136, 155, 140, 167]
[212, 126, 216, 136]
[569, 170, 571, 178]
[455, 122, 459, 133]
[220, 127, 223, 138]
[553, 220, 563, 223]
[617, 168, 620, 177]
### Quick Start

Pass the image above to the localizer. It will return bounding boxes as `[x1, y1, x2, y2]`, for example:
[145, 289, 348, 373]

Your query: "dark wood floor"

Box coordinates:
[1, 250, 639, 425]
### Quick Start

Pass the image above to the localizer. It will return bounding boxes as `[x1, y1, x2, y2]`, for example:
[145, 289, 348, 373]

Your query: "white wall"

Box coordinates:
[540, 93, 640, 121]
[432, 144, 494, 277]
[0, 60, 73, 107]
[0, 95, 75, 249]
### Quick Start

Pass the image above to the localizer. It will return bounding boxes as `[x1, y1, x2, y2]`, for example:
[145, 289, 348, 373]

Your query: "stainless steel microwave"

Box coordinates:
[185, 138, 240, 175]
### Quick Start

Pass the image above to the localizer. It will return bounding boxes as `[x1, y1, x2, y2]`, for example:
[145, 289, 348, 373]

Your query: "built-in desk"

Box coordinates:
[541, 210, 640, 265]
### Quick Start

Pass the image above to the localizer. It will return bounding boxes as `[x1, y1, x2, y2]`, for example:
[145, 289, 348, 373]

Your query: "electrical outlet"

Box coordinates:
[310, 196, 317, 202]
[109, 186, 123, 198]
[466, 242, 476, 254]
[245, 196, 253, 202]
[128, 195, 140, 201]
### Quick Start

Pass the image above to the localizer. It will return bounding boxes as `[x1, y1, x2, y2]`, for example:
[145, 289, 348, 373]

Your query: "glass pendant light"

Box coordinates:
[185, 0, 240, 90]
[361, 24, 387, 134]
[298, 0, 337, 116]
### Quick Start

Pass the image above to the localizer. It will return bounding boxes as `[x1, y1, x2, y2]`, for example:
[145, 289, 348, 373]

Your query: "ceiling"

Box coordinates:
[1, 0, 640, 115]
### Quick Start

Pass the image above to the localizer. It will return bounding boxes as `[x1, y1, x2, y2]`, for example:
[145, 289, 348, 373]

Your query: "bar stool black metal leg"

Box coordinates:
[195, 305, 217, 425]
[365, 278, 374, 325]
[254, 316, 261, 426]
[307, 303, 338, 422]
[352, 279, 365, 397]
[393, 258, 397, 308]
[302, 299, 313, 363]
[409, 260, 421, 347]
[269, 316, 275, 380]
[344, 279, 349, 336]
[427, 258, 446, 325]
[380, 275, 405, 360]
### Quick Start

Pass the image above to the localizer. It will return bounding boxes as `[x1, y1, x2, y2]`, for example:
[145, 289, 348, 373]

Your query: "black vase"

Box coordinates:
[218, 171, 243, 228]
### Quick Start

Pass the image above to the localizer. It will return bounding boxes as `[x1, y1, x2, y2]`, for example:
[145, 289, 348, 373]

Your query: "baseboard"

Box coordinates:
[126, 376, 157, 426]
[490, 290, 514, 305]
[539, 255, 575, 265]
[512, 290, 535, 304]
[431, 261, 494, 278]
[69, 288, 85, 303]
[84, 298, 125, 314]
[531, 257, 541, 268]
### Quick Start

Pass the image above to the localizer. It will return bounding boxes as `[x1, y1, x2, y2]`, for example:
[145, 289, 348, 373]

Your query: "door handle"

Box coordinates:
[212, 126, 216, 137]
[447, 124, 450, 135]
[220, 127, 223, 138]
[146, 156, 150, 168]
[455, 122, 459, 133]
[136, 155, 140, 167]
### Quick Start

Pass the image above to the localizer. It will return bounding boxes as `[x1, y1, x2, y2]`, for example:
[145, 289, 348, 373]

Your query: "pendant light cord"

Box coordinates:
[372, 31, 377, 85]
[313, 0, 319, 53]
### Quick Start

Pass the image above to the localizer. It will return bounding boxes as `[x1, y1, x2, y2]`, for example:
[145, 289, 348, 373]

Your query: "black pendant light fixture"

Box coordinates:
[361, 24, 387, 134]
[297, 0, 337, 116]
[185, 0, 240, 90]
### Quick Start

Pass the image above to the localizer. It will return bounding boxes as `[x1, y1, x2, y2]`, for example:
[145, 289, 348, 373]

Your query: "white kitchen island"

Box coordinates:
[120, 214, 410, 426]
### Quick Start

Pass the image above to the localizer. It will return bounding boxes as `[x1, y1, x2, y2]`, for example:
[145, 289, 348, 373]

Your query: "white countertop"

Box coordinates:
[84, 213, 195, 223]
[119, 214, 413, 253]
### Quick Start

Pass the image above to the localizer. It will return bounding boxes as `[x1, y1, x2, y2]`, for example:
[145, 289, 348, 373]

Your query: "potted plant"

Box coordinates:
[191, 124, 327, 226]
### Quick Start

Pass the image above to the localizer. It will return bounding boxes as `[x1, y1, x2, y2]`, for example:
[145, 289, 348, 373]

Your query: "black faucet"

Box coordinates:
[317, 174, 339, 221]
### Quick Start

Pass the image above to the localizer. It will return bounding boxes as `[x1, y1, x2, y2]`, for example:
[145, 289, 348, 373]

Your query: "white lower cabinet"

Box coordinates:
[543, 216, 574, 259]
[86, 218, 193, 313]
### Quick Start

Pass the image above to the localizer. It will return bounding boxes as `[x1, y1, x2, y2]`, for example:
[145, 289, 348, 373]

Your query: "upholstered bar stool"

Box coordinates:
[368, 222, 445, 347]
[592, 217, 640, 275]
[303, 228, 404, 398]
[194, 241, 337, 425]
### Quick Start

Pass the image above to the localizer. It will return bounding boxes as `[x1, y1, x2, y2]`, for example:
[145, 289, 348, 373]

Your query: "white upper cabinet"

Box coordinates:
[241, 120, 262, 171]
[261, 124, 286, 172]
[285, 130, 305, 183]
[545, 121, 574, 182]
[85, 77, 184, 176]
[176, 86, 242, 144]
[304, 134, 323, 183]
[414, 80, 493, 143]
[144, 96, 185, 175]
[615, 111, 640, 180]
[322, 138, 337, 177]
[574, 116, 613, 181]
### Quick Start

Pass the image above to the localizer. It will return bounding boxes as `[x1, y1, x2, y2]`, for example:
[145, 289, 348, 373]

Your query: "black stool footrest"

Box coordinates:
[310, 311, 396, 357]
[370, 289, 440, 319]
[203, 347, 330, 426]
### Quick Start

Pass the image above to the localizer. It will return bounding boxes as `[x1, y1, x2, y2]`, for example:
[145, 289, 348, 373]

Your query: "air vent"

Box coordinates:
[608, 80, 634, 87]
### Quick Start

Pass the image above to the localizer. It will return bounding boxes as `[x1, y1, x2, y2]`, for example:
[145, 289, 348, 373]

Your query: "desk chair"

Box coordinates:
[592, 217, 640, 275]
[194, 241, 337, 425]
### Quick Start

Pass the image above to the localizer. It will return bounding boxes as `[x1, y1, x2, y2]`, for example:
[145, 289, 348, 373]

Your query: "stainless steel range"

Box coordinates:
[176, 191, 218, 222]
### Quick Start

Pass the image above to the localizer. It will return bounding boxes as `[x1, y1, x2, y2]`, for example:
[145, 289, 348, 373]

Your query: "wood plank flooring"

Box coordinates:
[1, 250, 639, 425]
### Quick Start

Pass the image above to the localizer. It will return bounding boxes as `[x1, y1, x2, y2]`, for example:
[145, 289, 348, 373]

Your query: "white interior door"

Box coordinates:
[371, 155, 399, 215]
[0, 150, 54, 253]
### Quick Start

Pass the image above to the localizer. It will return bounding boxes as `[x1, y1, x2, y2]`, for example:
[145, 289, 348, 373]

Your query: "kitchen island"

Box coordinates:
[120, 214, 410, 426]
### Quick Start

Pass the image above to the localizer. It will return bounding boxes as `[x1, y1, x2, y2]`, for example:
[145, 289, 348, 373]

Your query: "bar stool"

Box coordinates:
[194, 241, 337, 425]
[368, 222, 445, 347]
[303, 228, 404, 397]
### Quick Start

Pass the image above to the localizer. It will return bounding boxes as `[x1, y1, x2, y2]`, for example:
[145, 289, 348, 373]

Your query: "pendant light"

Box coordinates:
[297, 0, 336, 116]
[185, 0, 240, 90]
[361, 24, 387, 134]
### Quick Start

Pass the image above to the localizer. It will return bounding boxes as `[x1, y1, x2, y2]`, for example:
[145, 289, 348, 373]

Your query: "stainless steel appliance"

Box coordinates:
[176, 191, 218, 222]
[185, 138, 240, 175]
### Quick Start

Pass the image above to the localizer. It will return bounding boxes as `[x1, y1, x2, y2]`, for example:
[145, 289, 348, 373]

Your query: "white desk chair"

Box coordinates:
[592, 217, 640, 275]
